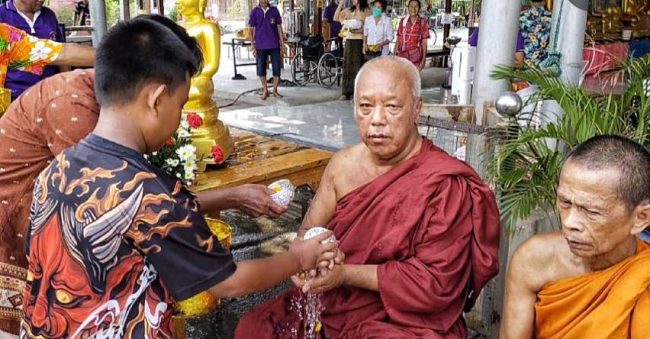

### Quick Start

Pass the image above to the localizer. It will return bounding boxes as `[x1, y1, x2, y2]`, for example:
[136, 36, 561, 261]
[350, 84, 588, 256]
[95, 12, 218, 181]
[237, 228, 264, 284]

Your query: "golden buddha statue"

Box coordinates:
[177, 0, 234, 170]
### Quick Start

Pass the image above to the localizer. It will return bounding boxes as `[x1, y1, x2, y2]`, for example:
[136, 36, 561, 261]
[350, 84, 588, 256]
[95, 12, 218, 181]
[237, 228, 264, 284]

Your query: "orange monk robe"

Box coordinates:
[535, 239, 650, 338]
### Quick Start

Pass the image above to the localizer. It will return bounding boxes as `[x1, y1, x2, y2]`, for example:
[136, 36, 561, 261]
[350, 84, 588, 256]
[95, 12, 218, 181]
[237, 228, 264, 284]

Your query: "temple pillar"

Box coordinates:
[89, 0, 107, 46]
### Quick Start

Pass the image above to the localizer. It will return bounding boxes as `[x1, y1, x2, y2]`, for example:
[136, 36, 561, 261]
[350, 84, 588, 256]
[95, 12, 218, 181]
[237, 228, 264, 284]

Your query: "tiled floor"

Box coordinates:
[220, 87, 445, 151]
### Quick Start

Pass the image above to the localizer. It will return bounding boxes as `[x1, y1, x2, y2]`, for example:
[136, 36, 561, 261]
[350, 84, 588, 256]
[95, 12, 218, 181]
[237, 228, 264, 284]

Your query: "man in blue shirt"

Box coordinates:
[0, 0, 64, 100]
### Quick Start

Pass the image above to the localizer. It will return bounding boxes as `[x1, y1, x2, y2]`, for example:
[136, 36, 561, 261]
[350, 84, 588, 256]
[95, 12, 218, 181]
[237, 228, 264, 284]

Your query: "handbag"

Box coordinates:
[398, 47, 423, 64]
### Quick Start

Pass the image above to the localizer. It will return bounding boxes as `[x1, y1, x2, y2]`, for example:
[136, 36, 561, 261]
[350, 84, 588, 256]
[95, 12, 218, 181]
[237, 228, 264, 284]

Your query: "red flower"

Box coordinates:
[165, 137, 175, 146]
[211, 145, 224, 164]
[186, 112, 204, 129]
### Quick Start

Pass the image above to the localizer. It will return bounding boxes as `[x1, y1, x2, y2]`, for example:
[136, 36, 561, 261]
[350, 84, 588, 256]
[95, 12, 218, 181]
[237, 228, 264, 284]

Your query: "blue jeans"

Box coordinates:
[256, 47, 281, 77]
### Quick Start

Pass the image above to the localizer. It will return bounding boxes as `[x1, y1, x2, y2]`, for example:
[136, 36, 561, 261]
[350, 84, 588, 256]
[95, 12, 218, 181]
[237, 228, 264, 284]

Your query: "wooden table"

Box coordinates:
[192, 130, 332, 193]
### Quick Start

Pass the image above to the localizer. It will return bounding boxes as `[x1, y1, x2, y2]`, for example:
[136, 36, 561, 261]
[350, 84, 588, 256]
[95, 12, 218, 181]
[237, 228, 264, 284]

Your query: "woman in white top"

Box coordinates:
[363, 0, 393, 61]
[334, 0, 370, 100]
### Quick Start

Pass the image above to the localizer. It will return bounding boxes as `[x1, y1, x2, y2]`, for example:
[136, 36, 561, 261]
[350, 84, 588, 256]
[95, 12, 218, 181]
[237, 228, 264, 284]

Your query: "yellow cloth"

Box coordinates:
[535, 239, 650, 338]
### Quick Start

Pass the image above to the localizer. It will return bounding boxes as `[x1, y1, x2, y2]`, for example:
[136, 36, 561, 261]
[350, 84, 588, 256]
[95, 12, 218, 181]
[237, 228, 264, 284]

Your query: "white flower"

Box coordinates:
[183, 161, 197, 174]
[166, 158, 180, 167]
[184, 171, 195, 181]
[30, 41, 53, 61]
[176, 173, 182, 178]
[152, 151, 158, 156]
[176, 144, 196, 161]
[180, 120, 190, 130]
[178, 129, 191, 138]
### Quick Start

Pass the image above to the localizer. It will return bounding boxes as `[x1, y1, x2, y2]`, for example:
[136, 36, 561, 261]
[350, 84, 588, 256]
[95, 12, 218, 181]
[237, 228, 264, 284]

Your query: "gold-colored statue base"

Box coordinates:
[182, 106, 234, 172]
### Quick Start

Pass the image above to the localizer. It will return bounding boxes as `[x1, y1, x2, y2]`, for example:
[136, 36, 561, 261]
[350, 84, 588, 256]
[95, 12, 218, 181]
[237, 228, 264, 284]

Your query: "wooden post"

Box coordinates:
[314, 0, 322, 35]
[442, 0, 451, 49]
[120, 0, 131, 21]
[158, 0, 165, 15]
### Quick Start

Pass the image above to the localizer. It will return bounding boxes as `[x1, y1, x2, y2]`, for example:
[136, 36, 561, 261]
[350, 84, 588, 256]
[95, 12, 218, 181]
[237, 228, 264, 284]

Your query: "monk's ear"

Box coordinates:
[629, 200, 650, 235]
[413, 97, 423, 119]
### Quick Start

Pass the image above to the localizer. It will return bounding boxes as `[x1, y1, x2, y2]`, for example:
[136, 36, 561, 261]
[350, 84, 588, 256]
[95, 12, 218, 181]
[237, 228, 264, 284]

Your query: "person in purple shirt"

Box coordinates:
[0, 0, 65, 100]
[248, 0, 286, 100]
[468, 26, 526, 68]
[323, 0, 342, 44]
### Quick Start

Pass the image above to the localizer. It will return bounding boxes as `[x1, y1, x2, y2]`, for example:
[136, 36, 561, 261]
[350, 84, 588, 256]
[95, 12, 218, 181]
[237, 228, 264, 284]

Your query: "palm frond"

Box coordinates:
[488, 59, 650, 234]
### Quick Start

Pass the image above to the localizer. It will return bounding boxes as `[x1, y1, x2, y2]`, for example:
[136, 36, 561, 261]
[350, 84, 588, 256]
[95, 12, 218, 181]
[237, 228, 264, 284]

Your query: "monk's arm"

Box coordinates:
[500, 238, 545, 339]
[298, 152, 341, 237]
[375, 177, 495, 315]
[343, 264, 378, 291]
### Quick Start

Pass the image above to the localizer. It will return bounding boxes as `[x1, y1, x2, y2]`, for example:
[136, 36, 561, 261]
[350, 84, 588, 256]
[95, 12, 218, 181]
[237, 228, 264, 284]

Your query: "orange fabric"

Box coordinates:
[535, 239, 650, 338]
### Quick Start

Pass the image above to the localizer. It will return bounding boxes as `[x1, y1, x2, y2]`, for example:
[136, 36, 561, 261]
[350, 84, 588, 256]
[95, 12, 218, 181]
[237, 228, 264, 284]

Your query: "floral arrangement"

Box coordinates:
[147, 112, 226, 185]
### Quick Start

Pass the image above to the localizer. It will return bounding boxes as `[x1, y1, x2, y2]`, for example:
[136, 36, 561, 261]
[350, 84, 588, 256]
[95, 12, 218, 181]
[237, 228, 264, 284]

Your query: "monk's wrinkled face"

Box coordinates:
[355, 65, 422, 160]
[556, 160, 644, 258]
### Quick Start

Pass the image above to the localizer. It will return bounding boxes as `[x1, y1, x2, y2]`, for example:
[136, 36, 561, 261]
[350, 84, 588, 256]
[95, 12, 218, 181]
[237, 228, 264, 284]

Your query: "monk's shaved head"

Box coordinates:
[354, 56, 421, 103]
[565, 135, 650, 209]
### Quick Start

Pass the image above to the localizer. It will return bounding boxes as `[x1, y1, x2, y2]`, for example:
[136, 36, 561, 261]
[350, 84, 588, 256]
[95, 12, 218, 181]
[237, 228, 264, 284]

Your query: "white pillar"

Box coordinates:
[549, 0, 588, 86]
[120, 0, 131, 21]
[89, 0, 107, 46]
[472, 0, 521, 124]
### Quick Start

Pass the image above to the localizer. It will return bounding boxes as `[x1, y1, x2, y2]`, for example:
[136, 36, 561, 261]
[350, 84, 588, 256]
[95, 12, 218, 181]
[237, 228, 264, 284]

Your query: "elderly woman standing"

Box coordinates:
[396, 0, 429, 70]
[335, 0, 370, 100]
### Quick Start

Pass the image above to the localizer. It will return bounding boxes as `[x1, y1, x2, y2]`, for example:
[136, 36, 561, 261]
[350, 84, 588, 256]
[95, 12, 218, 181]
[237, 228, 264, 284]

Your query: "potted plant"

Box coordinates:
[487, 55, 650, 233]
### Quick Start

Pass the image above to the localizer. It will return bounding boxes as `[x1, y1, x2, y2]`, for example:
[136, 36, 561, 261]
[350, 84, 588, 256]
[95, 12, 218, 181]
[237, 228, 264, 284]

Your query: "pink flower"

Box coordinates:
[186, 112, 203, 129]
[8, 29, 23, 42]
[30, 64, 43, 74]
[165, 137, 175, 146]
[211, 145, 224, 164]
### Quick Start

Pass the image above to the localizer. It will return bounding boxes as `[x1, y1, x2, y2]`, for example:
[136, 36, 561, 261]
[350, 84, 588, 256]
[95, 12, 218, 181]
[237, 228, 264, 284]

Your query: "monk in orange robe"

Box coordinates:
[235, 56, 501, 338]
[501, 135, 650, 339]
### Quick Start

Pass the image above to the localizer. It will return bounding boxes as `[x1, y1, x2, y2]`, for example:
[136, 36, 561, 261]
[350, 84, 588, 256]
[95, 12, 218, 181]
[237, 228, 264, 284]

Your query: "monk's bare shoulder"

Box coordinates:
[327, 144, 366, 170]
[510, 231, 568, 292]
[323, 144, 368, 200]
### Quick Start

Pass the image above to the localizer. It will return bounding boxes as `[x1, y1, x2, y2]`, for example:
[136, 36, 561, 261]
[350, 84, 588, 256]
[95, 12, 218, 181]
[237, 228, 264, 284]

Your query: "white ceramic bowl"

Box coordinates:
[268, 179, 295, 206]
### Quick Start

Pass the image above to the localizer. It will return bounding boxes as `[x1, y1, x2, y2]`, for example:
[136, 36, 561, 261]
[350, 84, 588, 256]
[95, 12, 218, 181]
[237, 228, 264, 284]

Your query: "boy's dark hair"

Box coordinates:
[95, 15, 203, 106]
[566, 135, 650, 210]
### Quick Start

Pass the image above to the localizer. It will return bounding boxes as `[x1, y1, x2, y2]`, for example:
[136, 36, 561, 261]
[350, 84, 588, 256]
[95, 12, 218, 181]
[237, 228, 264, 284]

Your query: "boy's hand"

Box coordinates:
[289, 232, 337, 271]
[234, 184, 288, 217]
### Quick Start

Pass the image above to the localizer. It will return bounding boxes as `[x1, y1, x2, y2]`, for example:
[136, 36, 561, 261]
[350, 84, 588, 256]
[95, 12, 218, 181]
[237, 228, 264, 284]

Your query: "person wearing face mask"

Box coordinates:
[363, 0, 393, 61]
[395, 0, 429, 70]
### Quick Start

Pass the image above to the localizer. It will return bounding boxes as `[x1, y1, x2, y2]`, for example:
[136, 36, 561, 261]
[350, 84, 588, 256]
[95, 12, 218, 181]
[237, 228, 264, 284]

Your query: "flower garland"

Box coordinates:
[146, 112, 226, 185]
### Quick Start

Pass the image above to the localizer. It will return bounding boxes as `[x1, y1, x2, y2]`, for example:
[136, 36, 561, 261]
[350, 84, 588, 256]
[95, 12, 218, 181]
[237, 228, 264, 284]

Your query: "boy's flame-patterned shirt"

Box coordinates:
[20, 134, 236, 338]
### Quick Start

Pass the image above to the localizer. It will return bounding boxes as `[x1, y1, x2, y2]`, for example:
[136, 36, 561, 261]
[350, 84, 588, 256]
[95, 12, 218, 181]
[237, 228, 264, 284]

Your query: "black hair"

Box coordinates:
[350, 0, 369, 13]
[372, 0, 385, 11]
[94, 15, 203, 106]
[408, 0, 420, 10]
[566, 135, 650, 210]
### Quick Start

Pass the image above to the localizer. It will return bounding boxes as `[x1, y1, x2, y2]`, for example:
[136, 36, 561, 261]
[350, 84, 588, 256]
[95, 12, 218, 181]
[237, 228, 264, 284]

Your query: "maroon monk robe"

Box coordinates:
[235, 138, 500, 338]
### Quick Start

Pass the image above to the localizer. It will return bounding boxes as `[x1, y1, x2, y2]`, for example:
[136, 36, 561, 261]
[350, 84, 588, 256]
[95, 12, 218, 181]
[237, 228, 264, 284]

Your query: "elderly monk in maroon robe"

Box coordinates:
[235, 56, 500, 338]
